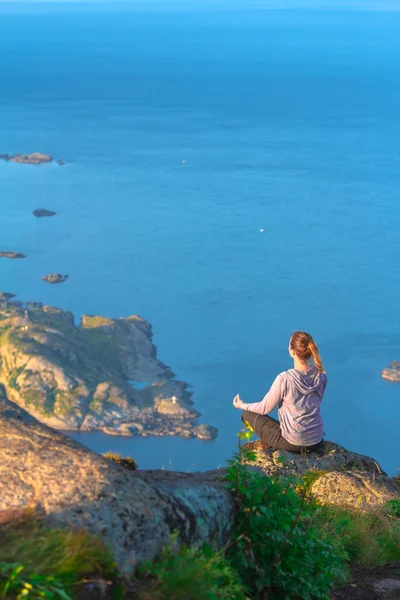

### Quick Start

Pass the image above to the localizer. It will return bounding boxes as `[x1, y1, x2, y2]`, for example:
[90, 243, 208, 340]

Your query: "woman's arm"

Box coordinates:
[233, 375, 283, 415]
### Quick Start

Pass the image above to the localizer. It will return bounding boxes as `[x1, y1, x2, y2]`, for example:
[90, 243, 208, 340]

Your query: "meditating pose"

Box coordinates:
[233, 331, 326, 452]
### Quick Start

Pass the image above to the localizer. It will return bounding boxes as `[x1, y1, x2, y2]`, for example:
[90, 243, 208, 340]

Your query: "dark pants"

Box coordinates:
[241, 410, 324, 453]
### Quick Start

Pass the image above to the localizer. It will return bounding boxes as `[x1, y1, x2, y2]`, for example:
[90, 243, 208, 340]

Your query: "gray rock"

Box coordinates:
[0, 392, 233, 575]
[373, 579, 400, 599]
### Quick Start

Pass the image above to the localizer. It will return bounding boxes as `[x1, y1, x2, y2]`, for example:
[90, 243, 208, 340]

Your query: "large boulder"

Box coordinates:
[242, 441, 400, 510]
[0, 391, 233, 574]
[311, 471, 399, 510]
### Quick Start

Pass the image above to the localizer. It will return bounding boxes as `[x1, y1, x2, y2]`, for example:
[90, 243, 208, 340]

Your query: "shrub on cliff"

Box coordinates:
[225, 432, 348, 600]
[134, 541, 244, 600]
[103, 451, 137, 470]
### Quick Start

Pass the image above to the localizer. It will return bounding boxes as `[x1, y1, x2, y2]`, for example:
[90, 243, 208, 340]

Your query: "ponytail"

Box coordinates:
[308, 339, 325, 373]
[290, 331, 325, 373]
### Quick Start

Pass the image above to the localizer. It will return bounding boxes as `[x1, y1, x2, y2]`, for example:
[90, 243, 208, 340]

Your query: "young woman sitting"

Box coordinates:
[233, 331, 327, 452]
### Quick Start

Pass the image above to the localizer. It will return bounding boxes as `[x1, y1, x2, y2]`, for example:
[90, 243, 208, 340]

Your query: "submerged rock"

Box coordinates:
[0, 293, 216, 440]
[0, 292, 16, 302]
[33, 209, 56, 218]
[42, 273, 69, 284]
[0, 252, 26, 259]
[382, 361, 400, 382]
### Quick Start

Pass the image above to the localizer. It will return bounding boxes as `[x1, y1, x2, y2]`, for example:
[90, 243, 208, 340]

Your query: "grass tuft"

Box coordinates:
[103, 451, 138, 471]
[0, 520, 118, 598]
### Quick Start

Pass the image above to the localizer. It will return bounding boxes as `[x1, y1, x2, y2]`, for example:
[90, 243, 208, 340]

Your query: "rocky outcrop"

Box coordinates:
[382, 361, 400, 382]
[33, 209, 56, 218]
[0, 252, 26, 259]
[243, 440, 383, 477]
[0, 153, 54, 165]
[1, 391, 399, 576]
[242, 441, 400, 510]
[0, 392, 232, 574]
[42, 273, 69, 284]
[0, 293, 217, 440]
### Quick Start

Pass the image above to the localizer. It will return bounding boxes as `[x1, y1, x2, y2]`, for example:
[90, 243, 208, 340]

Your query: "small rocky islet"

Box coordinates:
[382, 361, 400, 382]
[41, 273, 69, 284]
[0, 251, 26, 259]
[0, 292, 217, 441]
[0, 152, 64, 165]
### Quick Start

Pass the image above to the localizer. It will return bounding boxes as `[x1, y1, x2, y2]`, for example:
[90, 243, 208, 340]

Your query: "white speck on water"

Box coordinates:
[260, 229, 264, 232]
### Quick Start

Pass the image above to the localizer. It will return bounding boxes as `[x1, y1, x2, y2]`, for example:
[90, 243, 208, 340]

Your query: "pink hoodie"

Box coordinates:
[240, 366, 327, 446]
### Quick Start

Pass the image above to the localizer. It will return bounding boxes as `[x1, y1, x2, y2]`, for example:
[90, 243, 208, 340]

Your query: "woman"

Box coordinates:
[233, 331, 327, 452]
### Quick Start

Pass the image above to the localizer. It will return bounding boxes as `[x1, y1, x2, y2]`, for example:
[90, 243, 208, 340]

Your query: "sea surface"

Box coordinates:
[1, 2, 400, 474]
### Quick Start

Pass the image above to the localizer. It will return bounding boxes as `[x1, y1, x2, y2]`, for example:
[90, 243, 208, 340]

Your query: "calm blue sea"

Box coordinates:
[1, 2, 400, 474]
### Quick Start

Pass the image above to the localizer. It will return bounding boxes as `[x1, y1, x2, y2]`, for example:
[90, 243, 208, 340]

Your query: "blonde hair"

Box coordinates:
[290, 331, 325, 373]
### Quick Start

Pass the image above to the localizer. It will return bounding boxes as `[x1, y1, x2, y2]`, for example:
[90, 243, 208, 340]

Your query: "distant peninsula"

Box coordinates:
[0, 153, 64, 166]
[0, 293, 217, 440]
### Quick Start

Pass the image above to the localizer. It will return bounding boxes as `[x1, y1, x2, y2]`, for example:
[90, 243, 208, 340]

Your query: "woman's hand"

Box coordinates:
[233, 394, 243, 409]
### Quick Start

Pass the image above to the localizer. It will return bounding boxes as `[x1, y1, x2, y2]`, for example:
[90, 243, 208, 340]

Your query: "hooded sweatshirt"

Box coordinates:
[239, 366, 326, 446]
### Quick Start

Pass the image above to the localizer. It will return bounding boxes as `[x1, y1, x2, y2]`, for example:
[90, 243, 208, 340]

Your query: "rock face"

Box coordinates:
[33, 209, 56, 218]
[0, 152, 53, 165]
[382, 361, 400, 382]
[0, 252, 26, 259]
[242, 441, 400, 510]
[42, 273, 69, 284]
[0, 293, 217, 440]
[0, 392, 233, 574]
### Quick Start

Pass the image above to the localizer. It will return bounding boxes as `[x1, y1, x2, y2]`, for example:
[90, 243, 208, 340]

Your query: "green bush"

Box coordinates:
[135, 542, 244, 600]
[384, 499, 400, 519]
[225, 432, 348, 600]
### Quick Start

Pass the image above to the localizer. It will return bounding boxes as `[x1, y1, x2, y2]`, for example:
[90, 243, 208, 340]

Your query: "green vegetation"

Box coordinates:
[103, 451, 138, 471]
[312, 503, 400, 567]
[225, 433, 348, 599]
[135, 542, 244, 600]
[384, 498, 400, 518]
[81, 315, 114, 329]
[0, 563, 70, 599]
[0, 520, 119, 599]
[8, 367, 24, 391]
[295, 469, 327, 498]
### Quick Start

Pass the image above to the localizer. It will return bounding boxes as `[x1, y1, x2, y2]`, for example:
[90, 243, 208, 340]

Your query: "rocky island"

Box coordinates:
[0, 152, 65, 165]
[42, 273, 69, 284]
[382, 361, 400, 382]
[0, 251, 26, 259]
[0, 293, 217, 440]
